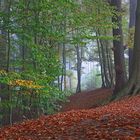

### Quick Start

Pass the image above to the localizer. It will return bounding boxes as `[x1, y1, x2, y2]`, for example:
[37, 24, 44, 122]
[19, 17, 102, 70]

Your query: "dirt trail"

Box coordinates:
[61, 88, 112, 112]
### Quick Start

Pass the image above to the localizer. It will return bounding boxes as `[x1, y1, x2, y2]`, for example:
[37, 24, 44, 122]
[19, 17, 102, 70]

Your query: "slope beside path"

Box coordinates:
[61, 88, 112, 112]
[0, 95, 140, 140]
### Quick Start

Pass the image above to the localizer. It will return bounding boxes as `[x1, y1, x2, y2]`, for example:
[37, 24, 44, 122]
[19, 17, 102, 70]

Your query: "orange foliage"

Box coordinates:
[9, 79, 44, 89]
[0, 95, 140, 140]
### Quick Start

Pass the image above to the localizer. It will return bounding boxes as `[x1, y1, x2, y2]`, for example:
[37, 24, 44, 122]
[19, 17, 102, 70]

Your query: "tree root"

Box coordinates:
[111, 79, 140, 101]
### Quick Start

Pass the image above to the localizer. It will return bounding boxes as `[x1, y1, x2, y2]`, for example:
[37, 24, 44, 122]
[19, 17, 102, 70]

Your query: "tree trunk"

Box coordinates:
[129, 0, 137, 77]
[116, 0, 140, 98]
[0, 0, 11, 126]
[96, 36, 106, 87]
[61, 43, 66, 91]
[96, 30, 113, 88]
[99, 39, 111, 88]
[76, 45, 82, 93]
[68, 57, 72, 90]
[111, 0, 127, 94]
[105, 39, 114, 88]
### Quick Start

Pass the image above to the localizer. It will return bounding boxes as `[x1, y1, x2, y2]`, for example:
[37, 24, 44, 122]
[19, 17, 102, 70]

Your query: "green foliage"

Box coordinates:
[0, 0, 116, 124]
[128, 27, 135, 48]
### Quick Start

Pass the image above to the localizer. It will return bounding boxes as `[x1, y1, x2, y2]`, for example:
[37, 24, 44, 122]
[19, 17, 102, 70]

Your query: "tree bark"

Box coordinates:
[96, 36, 106, 87]
[129, 0, 137, 77]
[0, 0, 11, 126]
[76, 44, 82, 93]
[111, 0, 127, 94]
[116, 0, 140, 98]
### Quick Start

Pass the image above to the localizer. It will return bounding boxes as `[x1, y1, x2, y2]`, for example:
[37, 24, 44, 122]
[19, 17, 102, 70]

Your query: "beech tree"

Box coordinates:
[118, 0, 140, 97]
[111, 0, 127, 94]
[129, 0, 137, 77]
[0, 0, 122, 126]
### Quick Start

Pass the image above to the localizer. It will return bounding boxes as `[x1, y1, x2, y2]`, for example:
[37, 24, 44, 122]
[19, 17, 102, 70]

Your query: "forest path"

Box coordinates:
[61, 88, 112, 112]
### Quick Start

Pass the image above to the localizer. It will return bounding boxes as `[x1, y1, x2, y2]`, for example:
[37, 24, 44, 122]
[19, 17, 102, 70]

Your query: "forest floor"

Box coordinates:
[60, 88, 112, 112]
[0, 88, 140, 140]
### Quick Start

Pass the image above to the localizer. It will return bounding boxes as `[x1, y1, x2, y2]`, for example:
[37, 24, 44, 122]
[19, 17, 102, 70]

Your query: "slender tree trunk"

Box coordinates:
[68, 57, 72, 90]
[96, 30, 112, 88]
[63, 44, 67, 90]
[96, 35, 105, 87]
[57, 45, 61, 90]
[99, 39, 111, 87]
[61, 13, 67, 91]
[0, 0, 12, 126]
[76, 44, 82, 93]
[61, 43, 66, 91]
[7, 29, 12, 125]
[105, 38, 114, 88]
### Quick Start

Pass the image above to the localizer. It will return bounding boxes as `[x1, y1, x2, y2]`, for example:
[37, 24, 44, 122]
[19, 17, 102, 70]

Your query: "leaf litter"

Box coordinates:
[0, 94, 140, 140]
